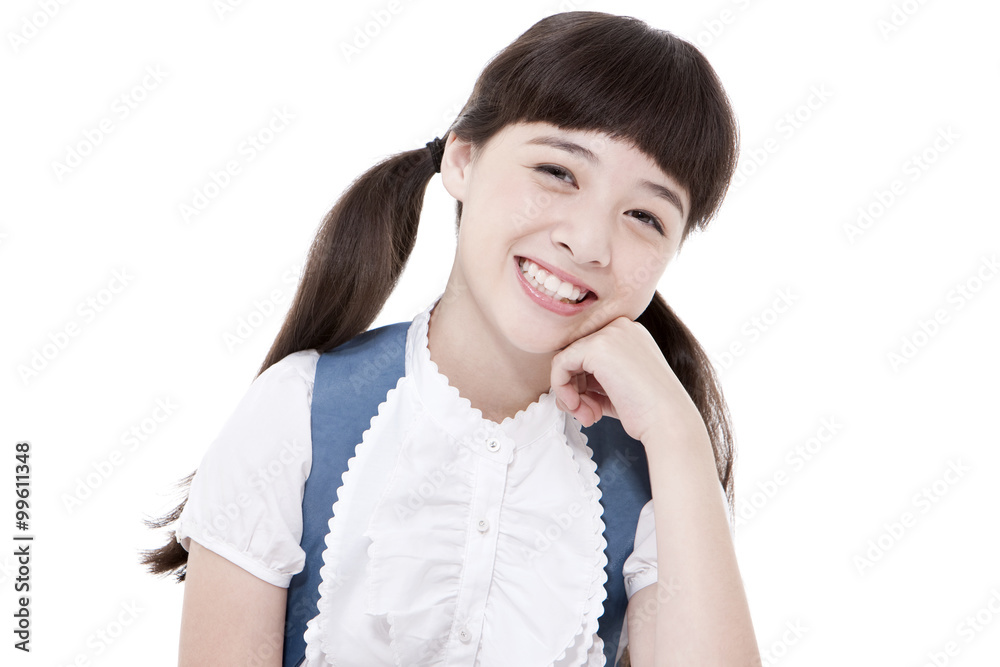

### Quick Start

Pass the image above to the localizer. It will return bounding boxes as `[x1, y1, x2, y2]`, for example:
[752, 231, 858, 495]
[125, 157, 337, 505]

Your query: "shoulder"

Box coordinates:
[258, 349, 320, 393]
[193, 349, 321, 474]
[234, 349, 321, 413]
[175, 350, 321, 585]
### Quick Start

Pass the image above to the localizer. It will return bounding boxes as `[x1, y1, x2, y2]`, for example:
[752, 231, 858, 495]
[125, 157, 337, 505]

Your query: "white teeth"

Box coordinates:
[519, 258, 588, 304]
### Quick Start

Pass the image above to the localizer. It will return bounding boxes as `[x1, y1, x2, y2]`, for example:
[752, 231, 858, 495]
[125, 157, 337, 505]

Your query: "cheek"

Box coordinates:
[495, 177, 556, 233]
[617, 246, 669, 290]
[605, 258, 668, 321]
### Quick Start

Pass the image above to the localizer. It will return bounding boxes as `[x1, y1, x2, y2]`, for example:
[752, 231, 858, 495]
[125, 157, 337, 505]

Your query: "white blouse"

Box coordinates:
[175, 296, 732, 666]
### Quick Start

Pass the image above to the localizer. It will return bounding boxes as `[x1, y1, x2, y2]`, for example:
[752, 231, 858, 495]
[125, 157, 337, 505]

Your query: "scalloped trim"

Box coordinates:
[302, 372, 411, 667]
[549, 412, 610, 667]
[417, 299, 558, 435]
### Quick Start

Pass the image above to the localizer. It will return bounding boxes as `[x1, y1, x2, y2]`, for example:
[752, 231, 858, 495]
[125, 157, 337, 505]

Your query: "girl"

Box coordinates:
[143, 10, 759, 667]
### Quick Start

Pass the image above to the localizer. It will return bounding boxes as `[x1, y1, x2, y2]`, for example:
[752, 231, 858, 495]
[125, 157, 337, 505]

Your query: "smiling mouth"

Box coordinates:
[517, 257, 595, 304]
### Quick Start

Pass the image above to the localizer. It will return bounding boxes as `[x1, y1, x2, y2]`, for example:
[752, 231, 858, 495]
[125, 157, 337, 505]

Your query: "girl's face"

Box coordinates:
[440, 121, 689, 355]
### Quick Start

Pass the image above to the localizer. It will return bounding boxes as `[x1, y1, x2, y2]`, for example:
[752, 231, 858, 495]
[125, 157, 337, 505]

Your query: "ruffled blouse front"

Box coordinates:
[302, 297, 612, 666]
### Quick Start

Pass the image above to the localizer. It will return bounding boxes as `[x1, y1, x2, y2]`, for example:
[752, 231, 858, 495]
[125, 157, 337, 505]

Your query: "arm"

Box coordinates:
[178, 540, 288, 667]
[546, 318, 759, 665]
[625, 424, 759, 666]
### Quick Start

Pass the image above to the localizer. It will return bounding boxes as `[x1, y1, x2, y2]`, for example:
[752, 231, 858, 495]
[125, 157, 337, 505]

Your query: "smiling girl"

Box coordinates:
[143, 10, 759, 667]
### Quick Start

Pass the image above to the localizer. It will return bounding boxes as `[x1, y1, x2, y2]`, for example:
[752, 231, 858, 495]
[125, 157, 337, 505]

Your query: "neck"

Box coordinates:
[426, 288, 554, 425]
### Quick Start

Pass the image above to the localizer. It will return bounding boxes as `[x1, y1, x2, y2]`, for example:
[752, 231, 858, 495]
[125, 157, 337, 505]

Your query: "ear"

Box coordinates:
[440, 133, 474, 202]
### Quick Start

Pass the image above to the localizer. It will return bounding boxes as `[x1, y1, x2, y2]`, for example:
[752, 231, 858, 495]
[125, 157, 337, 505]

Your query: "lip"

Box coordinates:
[514, 256, 598, 316]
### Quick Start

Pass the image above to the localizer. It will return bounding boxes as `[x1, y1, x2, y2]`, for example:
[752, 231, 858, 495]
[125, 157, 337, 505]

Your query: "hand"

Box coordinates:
[549, 316, 706, 445]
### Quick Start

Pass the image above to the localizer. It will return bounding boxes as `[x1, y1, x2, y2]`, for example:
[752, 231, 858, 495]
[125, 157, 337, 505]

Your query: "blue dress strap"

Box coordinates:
[582, 418, 652, 664]
[282, 321, 409, 667]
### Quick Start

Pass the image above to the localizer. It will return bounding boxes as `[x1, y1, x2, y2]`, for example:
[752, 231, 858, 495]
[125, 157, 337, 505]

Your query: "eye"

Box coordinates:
[535, 164, 577, 186]
[628, 210, 665, 235]
[534, 164, 666, 236]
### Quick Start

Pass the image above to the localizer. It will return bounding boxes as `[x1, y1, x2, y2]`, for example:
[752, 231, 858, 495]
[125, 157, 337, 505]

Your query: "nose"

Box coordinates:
[549, 202, 613, 267]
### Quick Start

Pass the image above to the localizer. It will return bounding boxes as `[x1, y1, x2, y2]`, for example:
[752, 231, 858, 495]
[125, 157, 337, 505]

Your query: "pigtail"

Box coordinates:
[139, 140, 443, 582]
[637, 290, 736, 523]
[259, 142, 443, 374]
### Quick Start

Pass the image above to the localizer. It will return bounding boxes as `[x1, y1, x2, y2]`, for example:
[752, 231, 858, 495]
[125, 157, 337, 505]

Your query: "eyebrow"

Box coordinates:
[525, 135, 687, 218]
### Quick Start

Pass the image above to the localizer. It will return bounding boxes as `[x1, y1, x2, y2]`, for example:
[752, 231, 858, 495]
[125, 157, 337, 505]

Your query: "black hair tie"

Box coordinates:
[425, 137, 445, 173]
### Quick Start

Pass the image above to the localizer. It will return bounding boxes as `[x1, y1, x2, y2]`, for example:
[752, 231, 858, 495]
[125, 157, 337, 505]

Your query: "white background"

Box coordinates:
[2, 0, 998, 665]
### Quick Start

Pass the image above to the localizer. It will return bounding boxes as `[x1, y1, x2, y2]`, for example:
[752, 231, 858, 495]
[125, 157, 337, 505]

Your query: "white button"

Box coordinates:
[477, 519, 489, 533]
[486, 438, 500, 452]
[458, 626, 471, 643]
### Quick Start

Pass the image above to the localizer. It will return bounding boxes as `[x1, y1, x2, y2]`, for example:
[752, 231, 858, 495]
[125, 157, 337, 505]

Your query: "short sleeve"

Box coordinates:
[174, 349, 320, 588]
[622, 482, 735, 600]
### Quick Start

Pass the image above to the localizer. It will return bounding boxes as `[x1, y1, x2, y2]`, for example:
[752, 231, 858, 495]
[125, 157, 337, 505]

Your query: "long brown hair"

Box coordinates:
[141, 10, 739, 585]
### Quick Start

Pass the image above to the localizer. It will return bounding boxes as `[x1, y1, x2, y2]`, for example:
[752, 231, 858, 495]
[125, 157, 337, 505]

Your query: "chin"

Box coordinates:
[503, 317, 581, 355]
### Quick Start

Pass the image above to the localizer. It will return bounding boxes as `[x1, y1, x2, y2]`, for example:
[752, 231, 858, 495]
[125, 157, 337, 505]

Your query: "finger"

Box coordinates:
[556, 394, 603, 426]
[585, 390, 617, 421]
[561, 389, 598, 426]
[554, 382, 581, 412]
[550, 342, 590, 393]
[577, 391, 603, 426]
[551, 348, 597, 416]
[554, 378, 598, 422]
